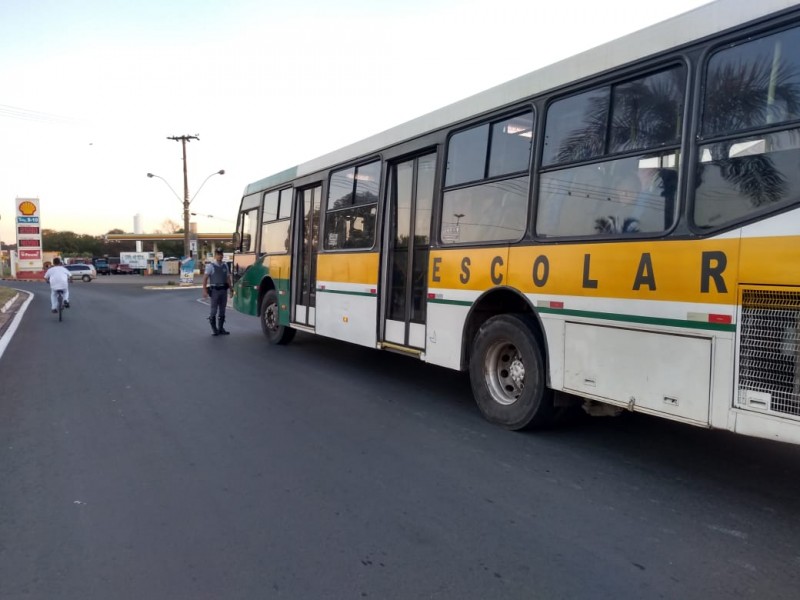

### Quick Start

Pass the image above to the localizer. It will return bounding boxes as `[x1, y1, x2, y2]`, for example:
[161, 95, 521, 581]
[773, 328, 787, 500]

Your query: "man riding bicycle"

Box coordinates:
[44, 257, 71, 313]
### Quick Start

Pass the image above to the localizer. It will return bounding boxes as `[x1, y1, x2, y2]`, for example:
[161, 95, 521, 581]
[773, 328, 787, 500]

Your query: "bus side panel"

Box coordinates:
[233, 255, 263, 316]
[269, 255, 292, 326]
[233, 251, 256, 281]
[315, 252, 379, 348]
[425, 301, 471, 371]
[426, 248, 511, 371]
[540, 315, 565, 390]
[563, 322, 712, 425]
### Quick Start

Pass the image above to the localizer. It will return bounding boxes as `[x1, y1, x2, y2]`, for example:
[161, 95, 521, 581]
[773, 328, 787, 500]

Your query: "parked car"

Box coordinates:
[66, 264, 96, 282]
[116, 264, 134, 275]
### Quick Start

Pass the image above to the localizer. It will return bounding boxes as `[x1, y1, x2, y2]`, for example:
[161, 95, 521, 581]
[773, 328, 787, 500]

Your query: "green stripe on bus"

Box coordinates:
[427, 298, 473, 307]
[536, 307, 735, 332]
[317, 288, 376, 298]
[427, 298, 736, 332]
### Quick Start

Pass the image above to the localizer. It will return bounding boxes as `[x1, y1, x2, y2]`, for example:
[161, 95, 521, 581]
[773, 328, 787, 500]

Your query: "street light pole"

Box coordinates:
[147, 133, 224, 262]
[167, 134, 199, 259]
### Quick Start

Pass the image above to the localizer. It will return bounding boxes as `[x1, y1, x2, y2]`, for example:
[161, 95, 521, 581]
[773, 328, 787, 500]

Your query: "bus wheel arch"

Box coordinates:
[258, 279, 295, 345]
[463, 289, 553, 430]
[461, 287, 546, 369]
[469, 312, 553, 430]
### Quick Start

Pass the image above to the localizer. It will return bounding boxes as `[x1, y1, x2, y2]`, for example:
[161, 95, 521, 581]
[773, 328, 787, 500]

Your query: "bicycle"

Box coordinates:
[55, 289, 65, 322]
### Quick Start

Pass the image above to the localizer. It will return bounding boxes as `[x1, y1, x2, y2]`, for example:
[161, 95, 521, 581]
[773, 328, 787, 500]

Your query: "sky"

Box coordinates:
[0, 0, 713, 244]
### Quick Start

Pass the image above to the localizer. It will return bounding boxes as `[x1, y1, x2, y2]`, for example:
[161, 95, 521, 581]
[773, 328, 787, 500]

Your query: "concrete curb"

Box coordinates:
[0, 278, 42, 283]
[1, 292, 20, 313]
[0, 289, 33, 361]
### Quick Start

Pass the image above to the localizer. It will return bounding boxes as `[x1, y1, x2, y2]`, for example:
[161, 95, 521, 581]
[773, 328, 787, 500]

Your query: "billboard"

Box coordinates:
[15, 197, 43, 271]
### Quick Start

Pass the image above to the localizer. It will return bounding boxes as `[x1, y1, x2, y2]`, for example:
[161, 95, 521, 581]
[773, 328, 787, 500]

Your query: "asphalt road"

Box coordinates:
[1, 278, 800, 599]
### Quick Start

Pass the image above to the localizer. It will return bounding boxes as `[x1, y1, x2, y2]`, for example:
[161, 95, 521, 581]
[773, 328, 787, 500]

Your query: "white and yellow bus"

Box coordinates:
[233, 0, 800, 444]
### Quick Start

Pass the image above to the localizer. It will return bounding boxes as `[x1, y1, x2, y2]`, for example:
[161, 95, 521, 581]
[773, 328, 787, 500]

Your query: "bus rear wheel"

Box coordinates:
[469, 313, 552, 430]
[260, 289, 296, 345]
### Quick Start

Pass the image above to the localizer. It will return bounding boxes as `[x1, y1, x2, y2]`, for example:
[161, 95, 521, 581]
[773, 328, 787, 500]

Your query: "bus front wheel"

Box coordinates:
[469, 313, 552, 430]
[260, 289, 296, 345]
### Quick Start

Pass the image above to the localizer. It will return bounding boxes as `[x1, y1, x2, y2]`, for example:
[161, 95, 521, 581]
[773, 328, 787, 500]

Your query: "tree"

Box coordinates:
[160, 219, 181, 234]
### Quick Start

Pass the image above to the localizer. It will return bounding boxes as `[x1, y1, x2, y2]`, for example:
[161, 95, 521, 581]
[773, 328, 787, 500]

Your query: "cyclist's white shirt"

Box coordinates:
[45, 266, 70, 290]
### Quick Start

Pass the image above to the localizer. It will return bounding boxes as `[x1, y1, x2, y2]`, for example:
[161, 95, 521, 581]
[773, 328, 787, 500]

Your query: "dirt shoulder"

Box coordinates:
[0, 287, 28, 338]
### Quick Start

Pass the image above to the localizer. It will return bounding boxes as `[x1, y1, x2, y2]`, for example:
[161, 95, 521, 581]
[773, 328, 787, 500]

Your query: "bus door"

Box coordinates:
[292, 184, 321, 327]
[381, 151, 437, 349]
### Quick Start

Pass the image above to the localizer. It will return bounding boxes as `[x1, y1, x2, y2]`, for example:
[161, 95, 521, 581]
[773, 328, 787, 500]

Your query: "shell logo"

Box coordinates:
[18, 200, 38, 216]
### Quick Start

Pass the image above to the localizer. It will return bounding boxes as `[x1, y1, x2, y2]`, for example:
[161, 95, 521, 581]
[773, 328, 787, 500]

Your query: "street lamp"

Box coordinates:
[191, 170, 225, 204]
[146, 168, 224, 259]
[146, 172, 181, 201]
[190, 212, 234, 224]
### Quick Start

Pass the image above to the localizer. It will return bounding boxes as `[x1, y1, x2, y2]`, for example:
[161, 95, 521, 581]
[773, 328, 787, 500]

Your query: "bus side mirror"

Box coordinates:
[231, 232, 240, 249]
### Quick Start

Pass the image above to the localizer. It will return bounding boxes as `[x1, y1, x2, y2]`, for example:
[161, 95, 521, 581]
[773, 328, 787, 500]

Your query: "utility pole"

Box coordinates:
[167, 134, 199, 260]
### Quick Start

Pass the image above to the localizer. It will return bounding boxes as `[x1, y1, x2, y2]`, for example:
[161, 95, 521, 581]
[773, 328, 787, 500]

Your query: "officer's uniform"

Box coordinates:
[205, 259, 231, 335]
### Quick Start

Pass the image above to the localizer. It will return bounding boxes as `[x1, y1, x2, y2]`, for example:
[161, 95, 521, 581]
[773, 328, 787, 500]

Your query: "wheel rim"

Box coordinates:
[484, 339, 525, 406]
[264, 301, 279, 333]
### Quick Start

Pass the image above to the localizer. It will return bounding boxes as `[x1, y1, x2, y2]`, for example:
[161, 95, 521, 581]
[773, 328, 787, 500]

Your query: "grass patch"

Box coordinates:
[0, 287, 17, 306]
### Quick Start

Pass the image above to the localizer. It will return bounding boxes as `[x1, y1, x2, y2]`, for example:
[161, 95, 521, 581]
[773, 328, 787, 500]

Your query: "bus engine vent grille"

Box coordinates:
[738, 289, 800, 417]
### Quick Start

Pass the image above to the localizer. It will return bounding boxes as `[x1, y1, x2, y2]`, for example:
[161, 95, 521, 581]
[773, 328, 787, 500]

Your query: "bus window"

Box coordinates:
[442, 177, 529, 243]
[239, 208, 259, 252]
[543, 66, 685, 166]
[537, 154, 678, 237]
[260, 188, 291, 254]
[693, 25, 800, 229]
[488, 113, 534, 177]
[694, 129, 800, 228]
[278, 188, 292, 219]
[446, 124, 489, 186]
[542, 89, 610, 166]
[701, 26, 800, 137]
[263, 190, 279, 221]
[325, 160, 380, 250]
[609, 68, 684, 153]
[538, 66, 685, 237]
[442, 110, 533, 244]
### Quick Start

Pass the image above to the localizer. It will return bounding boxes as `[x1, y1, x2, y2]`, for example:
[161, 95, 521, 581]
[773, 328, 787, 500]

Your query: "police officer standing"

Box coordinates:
[202, 248, 234, 336]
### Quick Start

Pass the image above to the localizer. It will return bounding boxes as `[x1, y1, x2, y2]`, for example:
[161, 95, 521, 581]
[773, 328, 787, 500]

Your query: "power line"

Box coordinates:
[0, 103, 81, 125]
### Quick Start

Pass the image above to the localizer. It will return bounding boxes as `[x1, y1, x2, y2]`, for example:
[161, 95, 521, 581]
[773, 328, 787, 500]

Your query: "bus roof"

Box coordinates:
[243, 0, 798, 197]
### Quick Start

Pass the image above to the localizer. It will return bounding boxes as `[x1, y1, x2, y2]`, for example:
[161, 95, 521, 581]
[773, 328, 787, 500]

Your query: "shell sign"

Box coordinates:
[18, 199, 38, 216]
[16, 197, 40, 224]
[15, 197, 43, 272]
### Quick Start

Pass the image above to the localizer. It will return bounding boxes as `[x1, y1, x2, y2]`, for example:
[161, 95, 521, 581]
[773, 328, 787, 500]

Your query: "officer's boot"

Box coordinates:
[218, 316, 230, 335]
[209, 316, 219, 336]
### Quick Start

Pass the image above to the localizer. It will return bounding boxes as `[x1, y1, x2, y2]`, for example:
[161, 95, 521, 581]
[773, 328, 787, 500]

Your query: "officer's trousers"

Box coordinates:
[209, 287, 228, 318]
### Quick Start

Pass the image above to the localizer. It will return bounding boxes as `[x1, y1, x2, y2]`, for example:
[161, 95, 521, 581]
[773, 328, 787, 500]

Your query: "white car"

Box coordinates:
[66, 264, 96, 282]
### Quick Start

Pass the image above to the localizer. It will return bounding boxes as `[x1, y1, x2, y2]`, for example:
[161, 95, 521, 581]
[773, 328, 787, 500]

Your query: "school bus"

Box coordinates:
[233, 0, 800, 444]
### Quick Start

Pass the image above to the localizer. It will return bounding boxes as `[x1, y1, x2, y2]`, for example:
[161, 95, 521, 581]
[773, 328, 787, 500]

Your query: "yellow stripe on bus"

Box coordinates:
[265, 254, 291, 280]
[317, 252, 379, 285]
[739, 236, 800, 285]
[429, 236, 798, 305]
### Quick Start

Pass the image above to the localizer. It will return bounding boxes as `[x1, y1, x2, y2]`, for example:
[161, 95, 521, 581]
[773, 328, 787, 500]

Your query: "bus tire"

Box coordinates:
[469, 313, 552, 430]
[260, 289, 296, 345]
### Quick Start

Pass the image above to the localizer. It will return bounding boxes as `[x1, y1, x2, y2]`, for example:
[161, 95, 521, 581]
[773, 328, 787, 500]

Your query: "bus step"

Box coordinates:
[379, 341, 423, 357]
